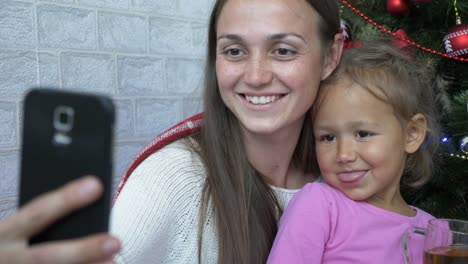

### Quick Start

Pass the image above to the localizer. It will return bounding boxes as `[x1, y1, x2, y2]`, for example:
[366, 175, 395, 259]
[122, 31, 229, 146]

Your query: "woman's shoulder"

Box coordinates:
[113, 138, 206, 207]
[143, 137, 201, 162]
[111, 138, 211, 264]
[133, 138, 205, 182]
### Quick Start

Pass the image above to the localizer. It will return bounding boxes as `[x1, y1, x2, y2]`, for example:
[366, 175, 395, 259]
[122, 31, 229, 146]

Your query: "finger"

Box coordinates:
[27, 234, 120, 264]
[10, 176, 103, 238]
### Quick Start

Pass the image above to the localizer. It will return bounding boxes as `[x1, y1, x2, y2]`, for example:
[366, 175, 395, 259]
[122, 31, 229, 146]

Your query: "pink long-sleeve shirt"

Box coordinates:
[268, 183, 434, 264]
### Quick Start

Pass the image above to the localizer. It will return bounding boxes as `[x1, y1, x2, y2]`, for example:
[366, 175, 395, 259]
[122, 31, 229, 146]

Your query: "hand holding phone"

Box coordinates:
[0, 176, 120, 264]
[19, 88, 115, 244]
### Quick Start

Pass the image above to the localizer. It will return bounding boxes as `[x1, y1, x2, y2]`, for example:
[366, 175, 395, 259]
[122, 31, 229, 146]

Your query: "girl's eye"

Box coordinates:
[319, 134, 335, 142]
[356, 131, 373, 139]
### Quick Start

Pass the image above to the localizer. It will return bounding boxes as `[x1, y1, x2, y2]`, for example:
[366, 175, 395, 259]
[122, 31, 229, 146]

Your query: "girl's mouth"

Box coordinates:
[337, 170, 367, 183]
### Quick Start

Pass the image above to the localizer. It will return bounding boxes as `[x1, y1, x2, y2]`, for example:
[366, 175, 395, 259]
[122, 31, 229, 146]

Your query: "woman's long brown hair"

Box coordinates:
[189, 1, 341, 263]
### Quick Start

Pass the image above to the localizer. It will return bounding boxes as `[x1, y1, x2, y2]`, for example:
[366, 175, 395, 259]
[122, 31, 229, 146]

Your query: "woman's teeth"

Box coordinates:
[245, 95, 280, 105]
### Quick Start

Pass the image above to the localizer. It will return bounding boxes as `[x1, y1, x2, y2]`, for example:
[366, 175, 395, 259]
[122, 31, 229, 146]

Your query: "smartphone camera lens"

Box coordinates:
[59, 112, 69, 124]
[53, 106, 74, 132]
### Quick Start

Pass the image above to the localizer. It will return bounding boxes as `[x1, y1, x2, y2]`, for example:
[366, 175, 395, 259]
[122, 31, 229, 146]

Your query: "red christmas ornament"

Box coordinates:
[387, 0, 410, 16]
[392, 29, 410, 49]
[392, 29, 413, 59]
[340, 0, 467, 62]
[340, 18, 361, 50]
[443, 24, 468, 58]
[344, 40, 362, 50]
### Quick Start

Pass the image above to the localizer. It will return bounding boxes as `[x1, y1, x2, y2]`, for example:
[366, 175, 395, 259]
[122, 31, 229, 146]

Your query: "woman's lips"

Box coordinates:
[239, 93, 286, 110]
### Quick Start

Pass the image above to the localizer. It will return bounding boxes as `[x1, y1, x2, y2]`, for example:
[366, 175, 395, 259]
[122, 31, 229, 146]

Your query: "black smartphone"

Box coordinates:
[19, 88, 115, 244]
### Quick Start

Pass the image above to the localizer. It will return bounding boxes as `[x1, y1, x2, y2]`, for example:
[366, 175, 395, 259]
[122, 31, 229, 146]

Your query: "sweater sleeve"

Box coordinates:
[110, 141, 207, 263]
[267, 183, 334, 264]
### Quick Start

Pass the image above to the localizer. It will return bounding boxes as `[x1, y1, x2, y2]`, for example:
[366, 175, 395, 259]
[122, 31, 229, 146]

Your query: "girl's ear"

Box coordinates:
[405, 113, 427, 154]
[321, 32, 344, 80]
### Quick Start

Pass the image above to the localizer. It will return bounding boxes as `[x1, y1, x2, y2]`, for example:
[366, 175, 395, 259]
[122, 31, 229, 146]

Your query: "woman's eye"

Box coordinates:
[275, 48, 296, 57]
[224, 48, 243, 57]
[319, 135, 335, 142]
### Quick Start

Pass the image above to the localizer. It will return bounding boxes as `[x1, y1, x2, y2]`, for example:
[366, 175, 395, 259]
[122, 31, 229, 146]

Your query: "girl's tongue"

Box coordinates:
[337, 171, 367, 182]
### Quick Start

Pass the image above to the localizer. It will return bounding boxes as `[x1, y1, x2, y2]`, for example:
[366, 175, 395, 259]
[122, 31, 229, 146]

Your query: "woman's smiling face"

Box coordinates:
[215, 0, 335, 136]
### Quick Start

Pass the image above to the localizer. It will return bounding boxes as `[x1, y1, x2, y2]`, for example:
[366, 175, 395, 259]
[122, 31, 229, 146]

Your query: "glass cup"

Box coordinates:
[403, 218, 468, 264]
[423, 219, 468, 264]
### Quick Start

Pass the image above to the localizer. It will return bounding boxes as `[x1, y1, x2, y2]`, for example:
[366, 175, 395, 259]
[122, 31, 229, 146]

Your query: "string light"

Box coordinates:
[340, 0, 468, 161]
[340, 0, 468, 62]
[448, 153, 468, 160]
[454, 0, 461, 25]
[439, 136, 468, 161]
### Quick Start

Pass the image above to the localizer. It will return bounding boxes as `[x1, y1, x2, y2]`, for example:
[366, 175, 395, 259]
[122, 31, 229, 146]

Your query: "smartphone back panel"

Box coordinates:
[19, 88, 114, 244]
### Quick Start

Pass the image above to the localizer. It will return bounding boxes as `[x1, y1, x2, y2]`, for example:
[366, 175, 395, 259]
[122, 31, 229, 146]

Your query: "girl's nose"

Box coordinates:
[336, 140, 357, 163]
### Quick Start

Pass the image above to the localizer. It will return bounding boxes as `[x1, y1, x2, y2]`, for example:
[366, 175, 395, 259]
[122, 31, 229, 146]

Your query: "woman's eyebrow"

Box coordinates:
[217, 33, 307, 43]
[268, 33, 307, 43]
[217, 34, 242, 41]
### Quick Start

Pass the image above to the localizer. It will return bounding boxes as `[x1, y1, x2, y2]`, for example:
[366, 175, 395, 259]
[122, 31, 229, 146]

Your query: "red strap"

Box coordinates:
[112, 112, 204, 204]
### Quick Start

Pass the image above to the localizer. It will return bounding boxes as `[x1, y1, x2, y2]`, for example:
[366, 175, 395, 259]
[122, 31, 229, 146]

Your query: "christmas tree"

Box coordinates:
[339, 0, 468, 220]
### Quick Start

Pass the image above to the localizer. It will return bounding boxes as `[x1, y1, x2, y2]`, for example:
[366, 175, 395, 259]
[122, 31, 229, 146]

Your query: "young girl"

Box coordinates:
[267, 43, 441, 264]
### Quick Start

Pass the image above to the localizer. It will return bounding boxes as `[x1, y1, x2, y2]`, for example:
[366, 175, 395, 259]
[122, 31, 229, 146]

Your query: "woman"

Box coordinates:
[0, 0, 342, 263]
[112, 0, 342, 263]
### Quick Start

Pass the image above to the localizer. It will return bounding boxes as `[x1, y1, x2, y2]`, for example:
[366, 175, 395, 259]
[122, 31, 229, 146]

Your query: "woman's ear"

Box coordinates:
[405, 113, 427, 154]
[321, 32, 344, 80]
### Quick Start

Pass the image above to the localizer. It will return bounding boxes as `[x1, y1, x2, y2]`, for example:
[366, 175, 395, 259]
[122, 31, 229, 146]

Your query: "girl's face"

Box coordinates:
[313, 81, 414, 206]
[215, 0, 337, 137]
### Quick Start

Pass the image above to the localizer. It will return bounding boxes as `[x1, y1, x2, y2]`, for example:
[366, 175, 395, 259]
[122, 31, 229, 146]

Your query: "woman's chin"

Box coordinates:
[240, 120, 284, 136]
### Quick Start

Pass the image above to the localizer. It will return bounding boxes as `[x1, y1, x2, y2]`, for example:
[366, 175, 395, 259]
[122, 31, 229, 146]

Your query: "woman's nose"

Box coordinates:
[244, 56, 273, 88]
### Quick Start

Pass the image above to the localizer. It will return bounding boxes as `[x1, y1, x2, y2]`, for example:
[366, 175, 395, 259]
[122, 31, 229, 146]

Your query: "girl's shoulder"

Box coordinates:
[412, 206, 436, 224]
[288, 182, 345, 213]
[300, 182, 344, 200]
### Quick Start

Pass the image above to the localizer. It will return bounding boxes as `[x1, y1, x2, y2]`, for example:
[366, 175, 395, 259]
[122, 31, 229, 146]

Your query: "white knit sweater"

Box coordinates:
[111, 140, 300, 264]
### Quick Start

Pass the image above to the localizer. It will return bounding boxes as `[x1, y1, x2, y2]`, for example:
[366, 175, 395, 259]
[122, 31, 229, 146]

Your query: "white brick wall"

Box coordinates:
[0, 0, 211, 219]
